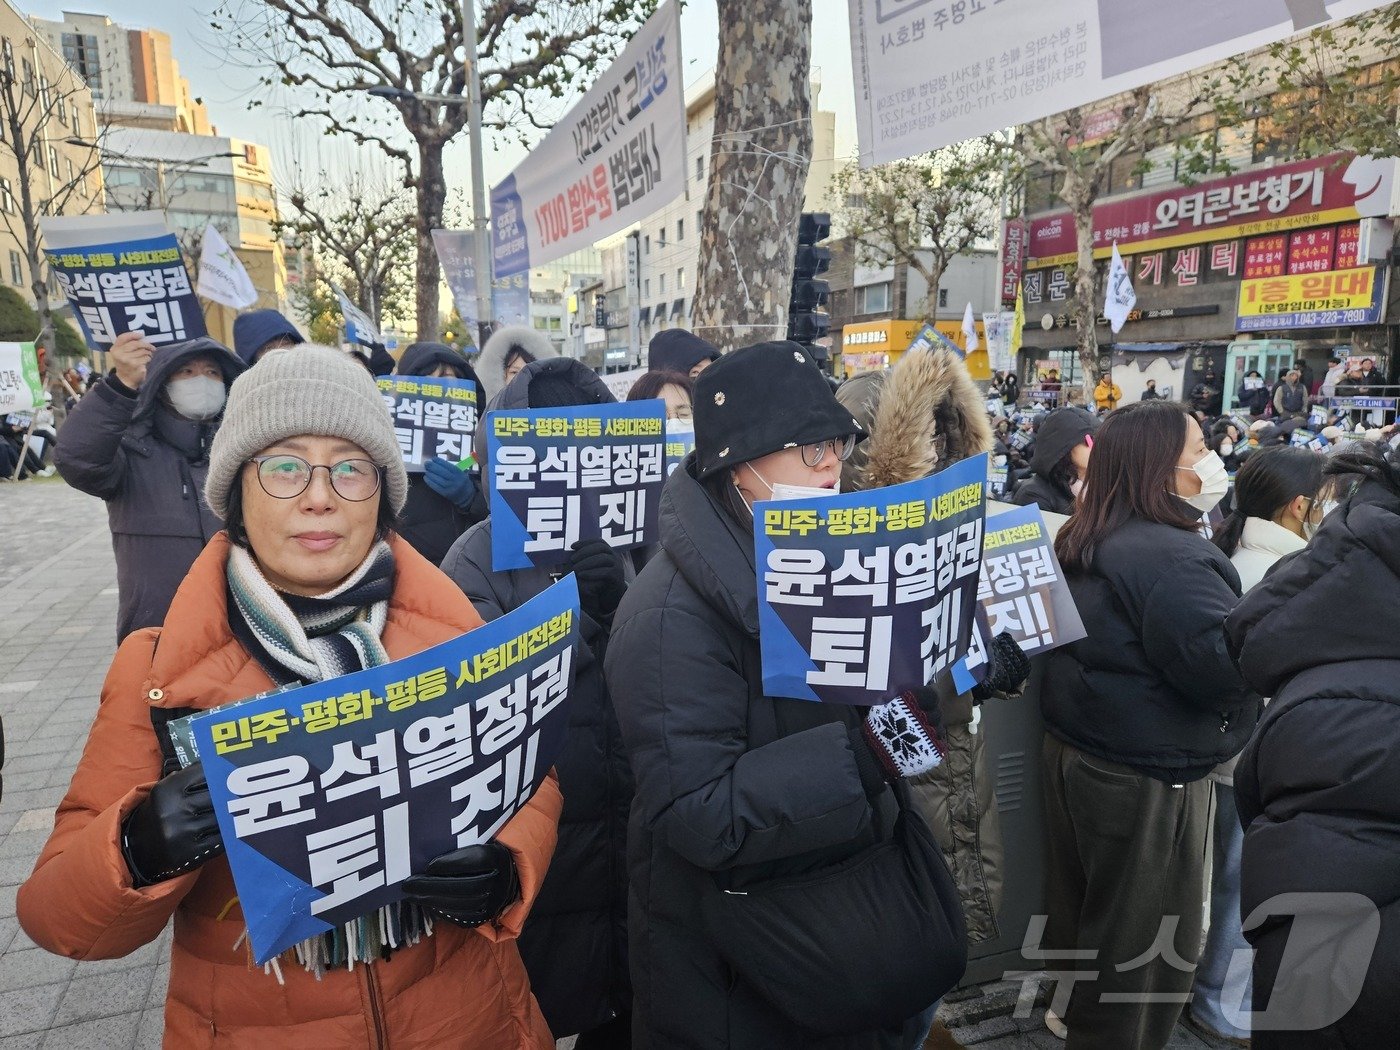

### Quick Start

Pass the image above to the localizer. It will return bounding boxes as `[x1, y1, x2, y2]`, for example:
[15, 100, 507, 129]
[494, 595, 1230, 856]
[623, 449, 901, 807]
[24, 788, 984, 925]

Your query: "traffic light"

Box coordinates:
[788, 212, 831, 360]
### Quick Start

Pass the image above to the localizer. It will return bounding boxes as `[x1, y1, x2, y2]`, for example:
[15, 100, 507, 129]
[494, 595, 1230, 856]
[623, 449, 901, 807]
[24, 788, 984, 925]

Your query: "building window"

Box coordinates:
[644, 277, 650, 297]
[659, 273, 667, 295]
[858, 282, 891, 314]
[56, 95, 67, 126]
[20, 57, 33, 97]
[48, 146, 59, 179]
[695, 155, 704, 182]
[938, 288, 949, 308]
[1, 178, 14, 214]
[676, 218, 684, 241]
[38, 75, 50, 110]
[677, 268, 685, 289]
[644, 235, 650, 255]
[9, 250, 22, 287]
[658, 226, 665, 247]
[66, 158, 75, 184]
[1, 39, 12, 81]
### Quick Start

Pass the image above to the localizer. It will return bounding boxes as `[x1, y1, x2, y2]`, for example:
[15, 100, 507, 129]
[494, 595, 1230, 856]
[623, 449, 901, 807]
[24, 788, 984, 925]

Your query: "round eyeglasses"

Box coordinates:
[249, 455, 381, 501]
[799, 434, 858, 468]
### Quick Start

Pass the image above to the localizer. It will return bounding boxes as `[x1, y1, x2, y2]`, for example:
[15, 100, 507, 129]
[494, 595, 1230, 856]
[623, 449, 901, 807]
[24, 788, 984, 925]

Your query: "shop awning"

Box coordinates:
[671, 298, 686, 319]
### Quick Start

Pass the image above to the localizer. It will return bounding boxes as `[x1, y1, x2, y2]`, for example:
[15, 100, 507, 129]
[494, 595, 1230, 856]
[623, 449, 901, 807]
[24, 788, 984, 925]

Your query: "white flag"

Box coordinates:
[1105, 242, 1137, 334]
[961, 302, 979, 355]
[332, 282, 381, 348]
[196, 224, 258, 309]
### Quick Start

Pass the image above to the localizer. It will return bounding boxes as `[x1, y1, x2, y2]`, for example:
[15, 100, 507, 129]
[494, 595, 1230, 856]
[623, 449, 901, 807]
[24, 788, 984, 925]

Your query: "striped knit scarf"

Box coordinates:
[225, 540, 438, 978]
[227, 540, 394, 684]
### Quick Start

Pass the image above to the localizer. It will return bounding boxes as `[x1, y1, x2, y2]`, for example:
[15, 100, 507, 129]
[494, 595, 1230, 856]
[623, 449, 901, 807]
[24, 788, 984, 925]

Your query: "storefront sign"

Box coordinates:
[1236, 266, 1386, 332]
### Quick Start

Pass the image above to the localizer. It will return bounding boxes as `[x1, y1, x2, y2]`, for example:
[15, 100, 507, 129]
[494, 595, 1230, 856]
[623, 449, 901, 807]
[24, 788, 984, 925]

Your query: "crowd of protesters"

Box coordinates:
[10, 319, 1398, 1050]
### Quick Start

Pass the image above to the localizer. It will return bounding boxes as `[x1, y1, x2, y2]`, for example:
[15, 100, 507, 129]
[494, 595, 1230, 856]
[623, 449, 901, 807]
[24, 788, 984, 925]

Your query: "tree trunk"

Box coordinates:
[691, 0, 814, 352]
[415, 137, 446, 342]
[1072, 204, 1100, 402]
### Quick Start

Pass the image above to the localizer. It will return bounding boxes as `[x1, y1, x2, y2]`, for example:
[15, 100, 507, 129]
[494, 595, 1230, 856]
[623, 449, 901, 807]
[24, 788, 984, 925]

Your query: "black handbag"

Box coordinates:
[700, 781, 968, 1036]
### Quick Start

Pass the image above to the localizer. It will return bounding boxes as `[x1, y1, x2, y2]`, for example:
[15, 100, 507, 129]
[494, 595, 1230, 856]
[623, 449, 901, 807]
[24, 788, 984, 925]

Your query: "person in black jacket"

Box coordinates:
[1227, 441, 1400, 1050]
[1011, 406, 1097, 516]
[1236, 369, 1271, 418]
[54, 331, 245, 640]
[1040, 400, 1259, 1048]
[605, 342, 960, 1049]
[441, 356, 634, 1047]
[392, 341, 488, 565]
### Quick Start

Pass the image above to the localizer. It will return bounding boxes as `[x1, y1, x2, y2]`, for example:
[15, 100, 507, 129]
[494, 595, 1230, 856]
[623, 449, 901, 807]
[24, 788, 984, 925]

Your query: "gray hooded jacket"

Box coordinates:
[55, 339, 244, 640]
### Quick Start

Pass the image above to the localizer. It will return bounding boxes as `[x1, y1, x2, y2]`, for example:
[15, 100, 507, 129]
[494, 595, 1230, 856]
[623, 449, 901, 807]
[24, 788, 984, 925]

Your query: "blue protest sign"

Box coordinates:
[754, 454, 988, 706]
[182, 576, 580, 965]
[46, 234, 205, 351]
[376, 375, 479, 472]
[975, 503, 1085, 656]
[486, 399, 666, 571]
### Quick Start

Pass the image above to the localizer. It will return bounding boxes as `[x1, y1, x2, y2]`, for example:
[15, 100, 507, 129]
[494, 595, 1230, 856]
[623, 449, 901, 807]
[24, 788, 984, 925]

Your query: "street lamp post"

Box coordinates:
[366, 0, 494, 349]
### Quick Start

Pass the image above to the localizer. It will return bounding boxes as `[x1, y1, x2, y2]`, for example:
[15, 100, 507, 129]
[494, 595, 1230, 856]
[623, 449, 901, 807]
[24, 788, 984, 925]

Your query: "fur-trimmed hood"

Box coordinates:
[848, 347, 993, 491]
[476, 324, 559, 406]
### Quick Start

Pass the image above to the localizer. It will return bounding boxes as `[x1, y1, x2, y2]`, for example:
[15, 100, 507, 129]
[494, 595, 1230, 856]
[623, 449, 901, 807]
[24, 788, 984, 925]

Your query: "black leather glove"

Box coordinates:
[971, 632, 1032, 701]
[401, 841, 519, 927]
[568, 538, 627, 622]
[855, 686, 948, 787]
[121, 763, 224, 888]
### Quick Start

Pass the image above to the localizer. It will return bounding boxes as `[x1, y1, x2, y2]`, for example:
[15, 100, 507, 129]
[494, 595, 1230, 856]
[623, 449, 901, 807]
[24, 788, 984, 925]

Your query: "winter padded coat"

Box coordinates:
[605, 460, 913, 1050]
[440, 518, 633, 1037]
[55, 340, 244, 641]
[18, 533, 561, 1049]
[837, 348, 1004, 944]
[1042, 516, 1259, 782]
[1228, 474, 1400, 1049]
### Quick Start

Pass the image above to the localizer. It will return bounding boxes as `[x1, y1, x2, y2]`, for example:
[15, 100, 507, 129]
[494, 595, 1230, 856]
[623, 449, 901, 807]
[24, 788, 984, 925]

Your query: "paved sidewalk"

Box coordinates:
[0, 478, 169, 1048]
[0, 479, 1224, 1050]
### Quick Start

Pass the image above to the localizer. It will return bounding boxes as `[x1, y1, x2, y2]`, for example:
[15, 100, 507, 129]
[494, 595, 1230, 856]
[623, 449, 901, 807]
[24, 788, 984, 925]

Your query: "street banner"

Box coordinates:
[664, 418, 695, 475]
[376, 375, 480, 473]
[196, 223, 259, 309]
[486, 399, 666, 571]
[432, 229, 481, 334]
[332, 283, 380, 349]
[175, 575, 580, 965]
[490, 1, 686, 277]
[849, 0, 1391, 166]
[1104, 242, 1136, 333]
[1021, 151, 1397, 268]
[977, 503, 1085, 656]
[41, 212, 205, 351]
[982, 312, 1015, 373]
[1235, 265, 1386, 331]
[601, 368, 645, 401]
[754, 454, 988, 706]
[492, 270, 531, 328]
[0, 342, 42, 414]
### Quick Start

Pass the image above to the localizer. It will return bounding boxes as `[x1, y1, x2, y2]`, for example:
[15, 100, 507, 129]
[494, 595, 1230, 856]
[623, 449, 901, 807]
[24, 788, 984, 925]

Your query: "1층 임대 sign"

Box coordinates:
[755, 454, 988, 706]
[178, 576, 581, 965]
[377, 375, 480, 472]
[486, 399, 666, 571]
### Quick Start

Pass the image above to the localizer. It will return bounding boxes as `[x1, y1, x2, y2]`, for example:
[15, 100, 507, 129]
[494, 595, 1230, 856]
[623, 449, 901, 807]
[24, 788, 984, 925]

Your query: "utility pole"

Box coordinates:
[462, 0, 493, 348]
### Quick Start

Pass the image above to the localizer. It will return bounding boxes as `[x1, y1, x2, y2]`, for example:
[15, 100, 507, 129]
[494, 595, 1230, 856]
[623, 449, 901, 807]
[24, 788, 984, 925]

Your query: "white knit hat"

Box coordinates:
[205, 343, 407, 518]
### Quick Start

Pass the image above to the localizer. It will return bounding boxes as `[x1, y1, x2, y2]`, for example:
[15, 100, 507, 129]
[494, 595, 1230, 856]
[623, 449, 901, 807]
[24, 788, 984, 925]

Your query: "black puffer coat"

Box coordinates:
[606, 459, 918, 1049]
[439, 519, 633, 1037]
[54, 339, 243, 640]
[1011, 407, 1096, 517]
[1228, 469, 1400, 1049]
[1042, 515, 1259, 782]
[394, 342, 488, 565]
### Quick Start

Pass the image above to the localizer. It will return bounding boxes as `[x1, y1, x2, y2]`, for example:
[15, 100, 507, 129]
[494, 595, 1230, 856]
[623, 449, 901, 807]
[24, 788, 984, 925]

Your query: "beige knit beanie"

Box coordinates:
[205, 343, 407, 518]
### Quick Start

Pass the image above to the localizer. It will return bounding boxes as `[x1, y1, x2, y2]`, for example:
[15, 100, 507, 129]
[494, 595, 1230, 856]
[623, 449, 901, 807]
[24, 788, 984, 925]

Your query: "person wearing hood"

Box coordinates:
[648, 328, 720, 379]
[838, 349, 1031, 1050]
[1210, 418, 1245, 473]
[1236, 369, 1271, 418]
[393, 341, 489, 565]
[606, 342, 966, 1049]
[1180, 446, 1324, 1048]
[1226, 442, 1400, 1049]
[231, 308, 303, 367]
[1040, 400, 1259, 1047]
[476, 324, 557, 407]
[55, 331, 245, 641]
[1011, 407, 1097, 516]
[441, 356, 635, 1046]
[21, 345, 561, 1047]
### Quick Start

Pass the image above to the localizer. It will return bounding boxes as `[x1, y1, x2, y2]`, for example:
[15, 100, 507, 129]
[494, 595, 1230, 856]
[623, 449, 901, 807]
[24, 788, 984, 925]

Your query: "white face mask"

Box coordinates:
[1302, 499, 1338, 540]
[1220, 439, 1234, 456]
[1069, 477, 1084, 500]
[735, 463, 839, 507]
[166, 375, 227, 421]
[1175, 450, 1230, 513]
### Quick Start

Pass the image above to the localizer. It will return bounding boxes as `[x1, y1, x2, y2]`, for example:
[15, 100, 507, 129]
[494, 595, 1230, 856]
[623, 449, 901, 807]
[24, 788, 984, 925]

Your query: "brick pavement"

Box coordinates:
[0, 478, 1223, 1050]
